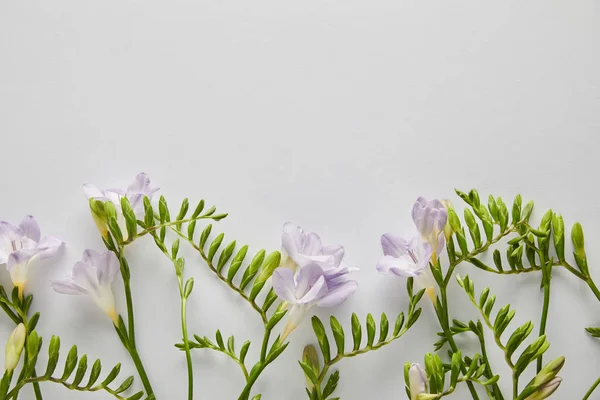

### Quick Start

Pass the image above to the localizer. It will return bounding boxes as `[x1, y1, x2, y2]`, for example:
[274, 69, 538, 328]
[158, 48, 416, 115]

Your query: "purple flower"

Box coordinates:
[51, 250, 120, 323]
[84, 172, 159, 216]
[84, 173, 159, 239]
[377, 234, 432, 278]
[0, 216, 63, 297]
[273, 263, 357, 341]
[412, 197, 448, 256]
[281, 223, 345, 272]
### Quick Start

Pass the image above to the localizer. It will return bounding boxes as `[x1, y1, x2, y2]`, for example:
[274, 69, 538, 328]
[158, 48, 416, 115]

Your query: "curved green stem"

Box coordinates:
[583, 377, 600, 400]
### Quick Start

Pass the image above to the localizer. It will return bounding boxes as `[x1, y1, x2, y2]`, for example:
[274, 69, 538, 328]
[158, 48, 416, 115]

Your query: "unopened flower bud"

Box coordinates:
[5, 323, 26, 372]
[526, 377, 562, 400]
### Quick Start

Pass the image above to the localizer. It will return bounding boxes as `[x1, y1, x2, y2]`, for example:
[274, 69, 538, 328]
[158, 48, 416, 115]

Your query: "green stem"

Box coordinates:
[476, 332, 504, 400]
[260, 328, 272, 363]
[239, 363, 266, 400]
[512, 371, 518, 399]
[436, 286, 480, 400]
[114, 248, 155, 398]
[179, 279, 194, 400]
[586, 278, 600, 304]
[583, 377, 600, 400]
[537, 260, 552, 373]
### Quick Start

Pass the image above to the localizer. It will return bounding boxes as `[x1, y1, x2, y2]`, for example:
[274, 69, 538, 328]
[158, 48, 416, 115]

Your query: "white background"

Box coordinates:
[1, 1, 599, 399]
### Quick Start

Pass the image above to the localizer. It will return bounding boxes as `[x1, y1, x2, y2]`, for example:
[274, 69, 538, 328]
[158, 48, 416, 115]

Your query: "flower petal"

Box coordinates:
[19, 216, 41, 243]
[297, 275, 327, 304]
[302, 232, 323, 256]
[295, 263, 326, 298]
[376, 255, 422, 278]
[322, 244, 345, 266]
[381, 233, 408, 257]
[272, 267, 297, 302]
[51, 280, 88, 295]
[127, 173, 151, 193]
[281, 222, 304, 257]
[72, 261, 100, 291]
[96, 251, 120, 285]
[316, 279, 358, 308]
[83, 183, 105, 199]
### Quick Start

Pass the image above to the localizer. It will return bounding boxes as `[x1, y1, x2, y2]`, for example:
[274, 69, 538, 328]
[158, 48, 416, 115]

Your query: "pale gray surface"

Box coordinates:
[0, 0, 599, 399]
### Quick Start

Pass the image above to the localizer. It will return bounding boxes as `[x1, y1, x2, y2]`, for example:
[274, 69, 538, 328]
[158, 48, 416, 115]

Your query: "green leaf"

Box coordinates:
[256, 251, 282, 283]
[330, 316, 345, 355]
[366, 314, 376, 347]
[191, 199, 205, 218]
[506, 321, 533, 357]
[215, 330, 225, 350]
[158, 196, 170, 223]
[239, 341, 251, 364]
[572, 222, 589, 275]
[199, 224, 213, 249]
[488, 195, 499, 223]
[86, 359, 102, 388]
[552, 213, 565, 260]
[100, 363, 121, 387]
[45, 336, 61, 377]
[393, 313, 405, 336]
[227, 246, 249, 282]
[322, 370, 340, 398]
[115, 376, 134, 393]
[217, 240, 237, 273]
[227, 336, 235, 354]
[378, 313, 389, 343]
[351, 313, 362, 351]
[176, 198, 190, 222]
[512, 194, 522, 224]
[266, 309, 287, 330]
[61, 345, 78, 380]
[497, 197, 509, 232]
[585, 327, 600, 338]
[464, 208, 482, 248]
[312, 317, 331, 362]
[299, 361, 318, 386]
[240, 250, 266, 290]
[208, 233, 225, 262]
[72, 354, 88, 386]
[493, 249, 503, 271]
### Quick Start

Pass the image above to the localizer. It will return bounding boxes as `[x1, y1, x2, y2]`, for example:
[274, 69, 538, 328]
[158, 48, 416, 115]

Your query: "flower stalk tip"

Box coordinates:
[5, 323, 26, 372]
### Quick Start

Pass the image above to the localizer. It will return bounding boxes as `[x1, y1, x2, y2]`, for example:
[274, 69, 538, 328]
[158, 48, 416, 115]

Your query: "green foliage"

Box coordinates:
[2, 333, 142, 399]
[301, 278, 423, 400]
[457, 275, 551, 379]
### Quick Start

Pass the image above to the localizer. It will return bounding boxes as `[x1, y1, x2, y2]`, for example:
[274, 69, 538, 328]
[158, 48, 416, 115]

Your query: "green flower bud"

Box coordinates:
[89, 199, 109, 239]
[5, 323, 26, 372]
[441, 199, 455, 241]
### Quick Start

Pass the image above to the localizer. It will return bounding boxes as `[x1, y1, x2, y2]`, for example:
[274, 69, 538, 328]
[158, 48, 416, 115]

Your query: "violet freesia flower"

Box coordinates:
[273, 263, 357, 341]
[408, 363, 428, 400]
[83, 173, 159, 239]
[280, 222, 345, 273]
[376, 233, 436, 302]
[51, 249, 120, 323]
[0, 216, 63, 297]
[412, 197, 448, 257]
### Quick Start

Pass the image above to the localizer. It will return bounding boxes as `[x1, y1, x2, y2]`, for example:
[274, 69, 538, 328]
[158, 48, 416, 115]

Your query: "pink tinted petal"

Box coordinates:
[19, 215, 41, 243]
[316, 280, 358, 308]
[51, 280, 88, 295]
[297, 275, 326, 304]
[83, 184, 104, 199]
[272, 268, 297, 302]
[381, 233, 408, 257]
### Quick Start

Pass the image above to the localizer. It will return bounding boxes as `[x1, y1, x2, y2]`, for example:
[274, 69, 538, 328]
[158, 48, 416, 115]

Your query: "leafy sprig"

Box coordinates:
[457, 274, 554, 398]
[301, 278, 424, 400]
[1, 333, 143, 400]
